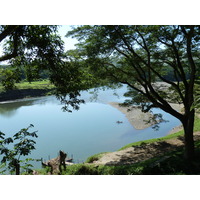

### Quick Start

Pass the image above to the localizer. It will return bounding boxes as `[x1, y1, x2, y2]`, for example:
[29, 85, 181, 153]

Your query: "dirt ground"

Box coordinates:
[92, 131, 200, 166]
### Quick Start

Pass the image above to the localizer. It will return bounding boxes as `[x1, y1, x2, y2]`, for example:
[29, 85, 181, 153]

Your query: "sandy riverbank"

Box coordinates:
[109, 102, 155, 129]
[168, 124, 183, 134]
[109, 102, 184, 132]
[166, 103, 184, 134]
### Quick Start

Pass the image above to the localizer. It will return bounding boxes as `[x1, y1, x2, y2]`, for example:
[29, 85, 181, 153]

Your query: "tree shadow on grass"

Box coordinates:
[104, 140, 185, 166]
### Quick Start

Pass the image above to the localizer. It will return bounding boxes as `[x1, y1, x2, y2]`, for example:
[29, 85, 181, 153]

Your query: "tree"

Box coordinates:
[0, 124, 38, 175]
[66, 25, 200, 161]
[0, 26, 64, 64]
[0, 25, 90, 110]
[0, 25, 65, 87]
[0, 68, 18, 90]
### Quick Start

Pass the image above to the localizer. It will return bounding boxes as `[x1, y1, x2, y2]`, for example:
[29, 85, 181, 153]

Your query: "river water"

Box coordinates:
[0, 86, 181, 170]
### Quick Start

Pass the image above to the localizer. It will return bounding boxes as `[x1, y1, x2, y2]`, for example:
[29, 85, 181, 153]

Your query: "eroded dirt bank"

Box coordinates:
[92, 131, 200, 166]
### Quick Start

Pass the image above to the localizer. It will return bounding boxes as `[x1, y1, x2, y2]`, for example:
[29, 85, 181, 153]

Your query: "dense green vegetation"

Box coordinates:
[0, 125, 38, 175]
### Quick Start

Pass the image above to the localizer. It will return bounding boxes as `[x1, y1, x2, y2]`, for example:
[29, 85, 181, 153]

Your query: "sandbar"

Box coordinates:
[109, 102, 184, 132]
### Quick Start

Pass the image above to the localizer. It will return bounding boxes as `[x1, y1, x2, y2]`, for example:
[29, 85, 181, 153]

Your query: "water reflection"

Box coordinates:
[0, 86, 129, 118]
[0, 96, 61, 118]
[0, 100, 36, 117]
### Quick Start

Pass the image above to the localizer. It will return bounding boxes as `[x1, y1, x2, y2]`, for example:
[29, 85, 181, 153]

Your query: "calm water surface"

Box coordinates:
[0, 87, 181, 169]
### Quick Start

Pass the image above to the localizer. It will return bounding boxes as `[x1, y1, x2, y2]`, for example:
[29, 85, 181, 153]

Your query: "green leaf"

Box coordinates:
[0, 131, 5, 139]
[4, 137, 14, 144]
[0, 124, 38, 174]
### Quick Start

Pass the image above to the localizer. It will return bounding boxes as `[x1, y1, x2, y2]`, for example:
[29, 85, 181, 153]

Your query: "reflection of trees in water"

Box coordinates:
[0, 96, 56, 117]
[0, 100, 37, 117]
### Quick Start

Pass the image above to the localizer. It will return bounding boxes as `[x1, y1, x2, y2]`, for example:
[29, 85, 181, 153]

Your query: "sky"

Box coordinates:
[58, 25, 78, 51]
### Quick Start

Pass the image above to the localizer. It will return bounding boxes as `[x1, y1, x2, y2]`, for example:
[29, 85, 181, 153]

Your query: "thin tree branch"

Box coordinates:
[0, 25, 18, 43]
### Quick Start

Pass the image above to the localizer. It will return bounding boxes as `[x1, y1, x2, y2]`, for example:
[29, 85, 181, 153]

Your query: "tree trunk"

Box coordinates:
[14, 159, 20, 175]
[16, 163, 20, 175]
[182, 110, 195, 161]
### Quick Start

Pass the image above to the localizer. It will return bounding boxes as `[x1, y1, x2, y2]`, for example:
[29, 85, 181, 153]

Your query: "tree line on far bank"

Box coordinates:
[0, 61, 191, 91]
[0, 64, 50, 90]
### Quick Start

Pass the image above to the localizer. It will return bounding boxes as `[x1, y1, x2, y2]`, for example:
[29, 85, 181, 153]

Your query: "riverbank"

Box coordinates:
[108, 102, 184, 131]
[0, 80, 55, 102]
[91, 131, 200, 166]
[108, 102, 154, 129]
[0, 88, 54, 102]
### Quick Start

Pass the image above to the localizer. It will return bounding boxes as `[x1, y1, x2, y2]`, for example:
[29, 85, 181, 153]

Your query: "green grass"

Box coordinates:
[85, 152, 108, 163]
[15, 80, 55, 90]
[64, 164, 99, 175]
[119, 129, 184, 151]
[0, 80, 55, 92]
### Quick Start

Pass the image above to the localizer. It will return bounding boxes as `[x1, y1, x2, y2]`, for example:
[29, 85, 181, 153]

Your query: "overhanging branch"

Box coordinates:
[0, 26, 19, 62]
[0, 25, 18, 43]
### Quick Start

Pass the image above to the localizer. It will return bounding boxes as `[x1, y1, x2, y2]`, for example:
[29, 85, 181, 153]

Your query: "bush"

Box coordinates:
[0, 124, 38, 175]
[64, 164, 98, 175]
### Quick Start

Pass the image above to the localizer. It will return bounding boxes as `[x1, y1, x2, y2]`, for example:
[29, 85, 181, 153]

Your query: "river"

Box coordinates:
[0, 86, 181, 170]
